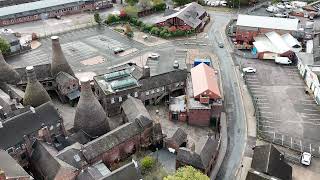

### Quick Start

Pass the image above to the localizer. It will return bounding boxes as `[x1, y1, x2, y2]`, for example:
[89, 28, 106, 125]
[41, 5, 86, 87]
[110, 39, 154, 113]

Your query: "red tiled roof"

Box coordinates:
[190, 63, 221, 99]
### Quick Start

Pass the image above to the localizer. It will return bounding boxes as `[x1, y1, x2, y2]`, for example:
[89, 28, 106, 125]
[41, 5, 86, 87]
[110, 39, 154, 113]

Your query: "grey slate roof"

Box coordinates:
[77, 163, 111, 180]
[99, 162, 141, 180]
[177, 136, 219, 169]
[0, 149, 32, 179]
[168, 128, 187, 147]
[251, 144, 292, 180]
[0, 53, 20, 84]
[121, 96, 153, 128]
[0, 102, 61, 149]
[246, 169, 281, 180]
[82, 122, 142, 161]
[0, 0, 90, 17]
[30, 140, 78, 180]
[56, 142, 88, 169]
[15, 64, 53, 83]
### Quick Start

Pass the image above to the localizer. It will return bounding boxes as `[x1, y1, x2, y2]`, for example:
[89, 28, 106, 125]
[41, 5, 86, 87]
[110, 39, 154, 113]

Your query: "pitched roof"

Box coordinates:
[0, 149, 32, 179]
[56, 142, 88, 169]
[236, 14, 299, 31]
[0, 0, 88, 17]
[246, 169, 281, 180]
[155, 2, 206, 28]
[190, 63, 221, 99]
[177, 136, 219, 169]
[121, 96, 152, 128]
[168, 128, 187, 147]
[77, 163, 111, 180]
[99, 162, 141, 180]
[0, 102, 61, 149]
[15, 64, 53, 84]
[82, 122, 142, 161]
[30, 141, 78, 180]
[251, 144, 292, 180]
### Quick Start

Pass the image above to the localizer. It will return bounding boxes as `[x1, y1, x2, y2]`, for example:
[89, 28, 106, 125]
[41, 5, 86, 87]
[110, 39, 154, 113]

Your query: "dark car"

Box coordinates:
[113, 47, 124, 54]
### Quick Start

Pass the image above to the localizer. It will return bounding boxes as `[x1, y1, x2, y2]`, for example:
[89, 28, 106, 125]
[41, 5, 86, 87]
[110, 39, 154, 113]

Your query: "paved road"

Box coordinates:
[207, 12, 246, 180]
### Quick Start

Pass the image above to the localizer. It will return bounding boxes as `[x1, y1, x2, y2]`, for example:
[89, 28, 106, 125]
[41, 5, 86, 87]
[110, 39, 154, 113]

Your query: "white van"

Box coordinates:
[275, 57, 292, 65]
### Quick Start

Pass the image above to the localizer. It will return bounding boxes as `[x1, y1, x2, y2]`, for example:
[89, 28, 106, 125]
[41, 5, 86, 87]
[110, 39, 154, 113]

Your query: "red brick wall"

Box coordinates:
[169, 111, 187, 122]
[188, 109, 211, 126]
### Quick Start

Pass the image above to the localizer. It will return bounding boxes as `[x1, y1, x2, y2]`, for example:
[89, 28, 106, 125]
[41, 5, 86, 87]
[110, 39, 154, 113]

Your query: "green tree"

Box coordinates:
[172, 0, 192, 6]
[0, 38, 10, 54]
[124, 5, 139, 17]
[140, 156, 156, 173]
[227, 0, 250, 8]
[164, 166, 210, 180]
[125, 0, 139, 6]
[94, 12, 102, 25]
[139, 0, 153, 10]
[152, 0, 164, 5]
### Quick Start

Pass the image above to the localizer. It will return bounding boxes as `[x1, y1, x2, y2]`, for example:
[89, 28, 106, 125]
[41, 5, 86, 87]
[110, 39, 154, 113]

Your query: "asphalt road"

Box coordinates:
[207, 12, 246, 180]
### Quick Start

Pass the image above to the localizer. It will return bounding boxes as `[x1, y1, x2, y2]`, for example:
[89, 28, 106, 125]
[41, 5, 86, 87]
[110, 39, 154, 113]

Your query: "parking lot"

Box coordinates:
[243, 59, 320, 157]
[6, 26, 145, 74]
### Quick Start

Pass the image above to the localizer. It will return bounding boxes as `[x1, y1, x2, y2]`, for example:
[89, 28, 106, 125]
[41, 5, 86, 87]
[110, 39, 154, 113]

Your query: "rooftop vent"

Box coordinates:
[104, 69, 130, 81]
[111, 78, 137, 90]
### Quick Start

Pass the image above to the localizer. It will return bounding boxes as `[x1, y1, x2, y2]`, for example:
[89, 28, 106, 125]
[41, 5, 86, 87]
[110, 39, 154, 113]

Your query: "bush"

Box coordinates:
[106, 14, 120, 24]
[0, 38, 10, 54]
[124, 6, 139, 18]
[153, 3, 166, 11]
[150, 27, 160, 36]
[140, 156, 156, 173]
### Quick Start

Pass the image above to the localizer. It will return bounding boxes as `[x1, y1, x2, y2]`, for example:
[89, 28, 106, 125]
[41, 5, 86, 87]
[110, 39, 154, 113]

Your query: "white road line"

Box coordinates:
[304, 109, 319, 112]
[302, 113, 320, 116]
[291, 137, 293, 148]
[300, 140, 303, 152]
[319, 146, 320, 155]
[259, 107, 271, 109]
[257, 102, 269, 105]
[260, 111, 272, 114]
[282, 135, 284, 146]
[273, 132, 276, 142]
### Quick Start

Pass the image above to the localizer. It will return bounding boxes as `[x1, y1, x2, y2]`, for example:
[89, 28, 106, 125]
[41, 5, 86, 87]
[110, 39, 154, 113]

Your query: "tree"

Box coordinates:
[0, 38, 10, 54]
[138, 0, 152, 10]
[140, 156, 156, 174]
[164, 166, 210, 180]
[172, 0, 192, 6]
[152, 0, 164, 5]
[227, 0, 250, 8]
[124, 6, 139, 17]
[94, 12, 102, 25]
[125, 0, 139, 6]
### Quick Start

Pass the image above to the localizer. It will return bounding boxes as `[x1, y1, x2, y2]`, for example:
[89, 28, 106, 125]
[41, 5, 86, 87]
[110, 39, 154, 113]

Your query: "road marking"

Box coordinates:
[282, 135, 284, 145]
[304, 109, 319, 112]
[302, 113, 320, 116]
[273, 132, 275, 142]
[259, 106, 271, 109]
[291, 137, 293, 148]
[300, 140, 303, 152]
[319, 146, 320, 155]
[257, 102, 269, 105]
[260, 111, 272, 114]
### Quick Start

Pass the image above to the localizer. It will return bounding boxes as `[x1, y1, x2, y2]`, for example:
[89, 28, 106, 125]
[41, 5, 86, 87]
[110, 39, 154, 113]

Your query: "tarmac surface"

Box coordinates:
[242, 59, 320, 157]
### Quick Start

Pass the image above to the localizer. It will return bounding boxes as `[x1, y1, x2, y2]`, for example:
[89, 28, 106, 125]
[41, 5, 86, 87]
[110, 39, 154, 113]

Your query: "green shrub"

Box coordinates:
[150, 27, 160, 36]
[140, 156, 156, 173]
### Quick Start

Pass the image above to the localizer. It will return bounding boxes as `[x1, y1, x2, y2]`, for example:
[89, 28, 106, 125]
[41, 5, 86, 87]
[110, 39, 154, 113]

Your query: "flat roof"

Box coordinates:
[236, 14, 299, 31]
[0, 0, 89, 17]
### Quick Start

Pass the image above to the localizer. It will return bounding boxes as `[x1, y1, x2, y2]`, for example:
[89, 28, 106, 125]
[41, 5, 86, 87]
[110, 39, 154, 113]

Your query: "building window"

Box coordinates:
[134, 92, 138, 97]
[119, 96, 122, 102]
[146, 91, 149, 96]
[111, 98, 115, 104]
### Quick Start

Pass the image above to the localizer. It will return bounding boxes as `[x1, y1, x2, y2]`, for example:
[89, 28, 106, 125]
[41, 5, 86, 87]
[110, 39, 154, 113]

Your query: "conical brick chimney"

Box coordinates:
[0, 52, 20, 84]
[51, 36, 75, 78]
[74, 78, 110, 137]
[23, 66, 51, 107]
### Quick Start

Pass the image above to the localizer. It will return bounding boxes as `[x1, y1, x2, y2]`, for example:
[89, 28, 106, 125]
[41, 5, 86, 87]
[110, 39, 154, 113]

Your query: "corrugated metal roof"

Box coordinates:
[190, 63, 221, 99]
[236, 14, 299, 31]
[0, 0, 88, 17]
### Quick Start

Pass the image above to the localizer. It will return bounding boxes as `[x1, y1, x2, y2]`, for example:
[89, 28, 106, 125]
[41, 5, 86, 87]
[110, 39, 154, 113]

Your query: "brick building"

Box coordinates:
[0, 0, 112, 26]
[94, 62, 188, 117]
[154, 2, 210, 32]
[176, 135, 220, 175]
[164, 128, 187, 152]
[235, 14, 299, 44]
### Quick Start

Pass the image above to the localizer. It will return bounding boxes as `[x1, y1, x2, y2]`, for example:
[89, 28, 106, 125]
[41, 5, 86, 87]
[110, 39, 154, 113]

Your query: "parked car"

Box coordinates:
[275, 57, 292, 65]
[266, 6, 279, 13]
[242, 67, 256, 73]
[276, 3, 285, 9]
[274, 13, 288, 18]
[113, 47, 124, 54]
[148, 53, 160, 59]
[301, 152, 312, 166]
[218, 42, 224, 48]
[55, 15, 61, 20]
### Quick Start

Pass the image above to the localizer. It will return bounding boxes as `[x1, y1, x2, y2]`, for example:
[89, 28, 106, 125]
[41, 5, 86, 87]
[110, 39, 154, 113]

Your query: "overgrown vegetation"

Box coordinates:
[94, 12, 102, 25]
[140, 156, 156, 173]
[164, 166, 210, 180]
[0, 38, 10, 54]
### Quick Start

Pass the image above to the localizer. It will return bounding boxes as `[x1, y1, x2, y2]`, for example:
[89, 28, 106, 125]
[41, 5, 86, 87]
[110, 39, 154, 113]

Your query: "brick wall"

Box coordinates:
[188, 109, 211, 126]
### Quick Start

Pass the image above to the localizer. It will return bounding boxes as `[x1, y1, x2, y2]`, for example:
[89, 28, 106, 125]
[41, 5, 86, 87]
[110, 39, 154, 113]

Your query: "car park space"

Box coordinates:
[243, 59, 320, 157]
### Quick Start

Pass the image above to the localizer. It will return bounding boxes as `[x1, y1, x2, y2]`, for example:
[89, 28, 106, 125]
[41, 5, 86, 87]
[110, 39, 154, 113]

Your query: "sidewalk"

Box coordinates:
[234, 65, 257, 180]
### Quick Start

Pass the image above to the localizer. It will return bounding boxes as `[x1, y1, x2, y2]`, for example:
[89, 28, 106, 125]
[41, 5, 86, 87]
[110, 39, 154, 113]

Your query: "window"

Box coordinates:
[146, 91, 149, 96]
[111, 98, 115, 104]
[134, 92, 138, 97]
[119, 96, 122, 102]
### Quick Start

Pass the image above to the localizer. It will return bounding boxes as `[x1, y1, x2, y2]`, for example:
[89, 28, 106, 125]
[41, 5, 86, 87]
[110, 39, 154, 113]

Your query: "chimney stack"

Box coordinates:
[143, 66, 150, 78]
[51, 36, 75, 78]
[0, 52, 20, 84]
[23, 66, 51, 107]
[0, 169, 6, 180]
[74, 78, 110, 137]
[0, 106, 5, 120]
